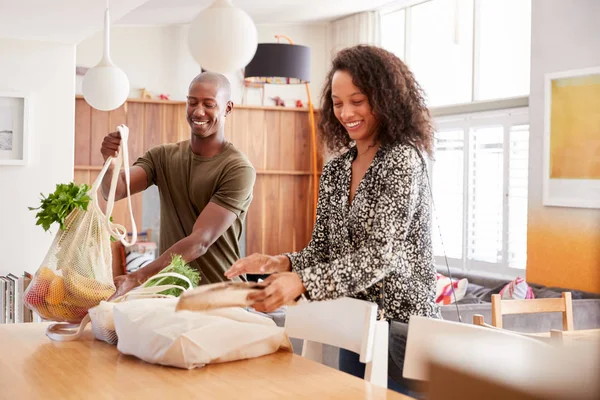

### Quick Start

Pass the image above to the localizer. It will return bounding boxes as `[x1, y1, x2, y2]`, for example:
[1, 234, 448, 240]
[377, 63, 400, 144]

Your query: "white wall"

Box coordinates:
[526, 0, 600, 291]
[76, 23, 330, 106]
[76, 26, 200, 101]
[0, 38, 75, 277]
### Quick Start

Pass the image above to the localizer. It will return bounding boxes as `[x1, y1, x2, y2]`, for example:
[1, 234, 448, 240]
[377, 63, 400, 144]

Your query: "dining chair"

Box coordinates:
[284, 297, 389, 388]
[472, 292, 574, 345]
[403, 315, 551, 382]
[473, 291, 573, 328]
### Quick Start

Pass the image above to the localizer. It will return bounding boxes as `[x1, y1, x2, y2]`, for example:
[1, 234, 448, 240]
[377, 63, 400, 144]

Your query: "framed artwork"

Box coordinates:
[0, 92, 30, 166]
[543, 66, 600, 208]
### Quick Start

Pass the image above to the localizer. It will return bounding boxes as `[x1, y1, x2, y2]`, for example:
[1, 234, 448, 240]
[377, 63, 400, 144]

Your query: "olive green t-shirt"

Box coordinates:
[134, 141, 256, 284]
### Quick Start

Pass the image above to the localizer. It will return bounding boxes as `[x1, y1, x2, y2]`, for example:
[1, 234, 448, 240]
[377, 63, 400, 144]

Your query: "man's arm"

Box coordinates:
[100, 164, 148, 201]
[130, 202, 238, 283]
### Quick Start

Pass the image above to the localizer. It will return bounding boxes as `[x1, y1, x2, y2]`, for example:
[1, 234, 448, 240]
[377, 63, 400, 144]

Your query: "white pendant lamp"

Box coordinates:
[82, 1, 130, 111]
[188, 0, 258, 73]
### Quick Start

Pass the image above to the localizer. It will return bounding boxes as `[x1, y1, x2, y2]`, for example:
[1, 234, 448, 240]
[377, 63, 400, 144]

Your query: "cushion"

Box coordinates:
[499, 277, 535, 300]
[124, 242, 158, 274]
[435, 273, 468, 305]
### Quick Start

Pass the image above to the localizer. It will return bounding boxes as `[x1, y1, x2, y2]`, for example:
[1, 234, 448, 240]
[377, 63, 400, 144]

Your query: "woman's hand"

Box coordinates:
[247, 272, 305, 313]
[224, 254, 291, 279]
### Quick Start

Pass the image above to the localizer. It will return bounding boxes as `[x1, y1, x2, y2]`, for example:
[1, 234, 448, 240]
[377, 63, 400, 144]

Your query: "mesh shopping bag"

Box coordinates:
[46, 272, 194, 344]
[24, 125, 137, 325]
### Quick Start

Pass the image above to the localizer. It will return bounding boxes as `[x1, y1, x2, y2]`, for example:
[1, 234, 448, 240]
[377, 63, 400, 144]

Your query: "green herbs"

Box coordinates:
[142, 254, 201, 297]
[29, 182, 91, 232]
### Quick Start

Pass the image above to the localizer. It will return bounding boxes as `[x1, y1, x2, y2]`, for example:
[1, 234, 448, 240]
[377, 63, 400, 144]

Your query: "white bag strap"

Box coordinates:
[112, 272, 194, 302]
[90, 124, 137, 247]
[143, 272, 194, 290]
[46, 314, 91, 342]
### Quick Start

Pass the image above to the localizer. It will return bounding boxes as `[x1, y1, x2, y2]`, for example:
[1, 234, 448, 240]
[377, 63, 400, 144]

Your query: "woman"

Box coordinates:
[225, 45, 440, 395]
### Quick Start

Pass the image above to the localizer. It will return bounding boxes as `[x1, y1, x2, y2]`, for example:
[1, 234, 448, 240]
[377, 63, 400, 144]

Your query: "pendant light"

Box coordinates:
[82, 0, 130, 111]
[188, 0, 258, 73]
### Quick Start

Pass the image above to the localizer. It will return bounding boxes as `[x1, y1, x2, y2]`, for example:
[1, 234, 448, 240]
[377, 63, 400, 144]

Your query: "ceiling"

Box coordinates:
[0, 0, 401, 45]
[0, 0, 150, 44]
[116, 0, 397, 26]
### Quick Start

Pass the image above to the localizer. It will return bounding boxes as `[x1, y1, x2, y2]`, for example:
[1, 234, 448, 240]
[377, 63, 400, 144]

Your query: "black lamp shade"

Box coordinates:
[244, 43, 311, 84]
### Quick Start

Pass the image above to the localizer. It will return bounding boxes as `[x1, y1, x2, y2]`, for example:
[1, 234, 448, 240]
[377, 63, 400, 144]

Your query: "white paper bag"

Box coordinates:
[113, 298, 293, 369]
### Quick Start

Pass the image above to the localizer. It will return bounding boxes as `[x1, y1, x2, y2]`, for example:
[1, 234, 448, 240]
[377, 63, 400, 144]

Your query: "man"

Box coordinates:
[100, 72, 256, 297]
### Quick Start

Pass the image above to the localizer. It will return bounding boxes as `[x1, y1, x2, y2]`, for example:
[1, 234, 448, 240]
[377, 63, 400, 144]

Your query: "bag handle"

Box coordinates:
[142, 271, 193, 290]
[46, 314, 91, 342]
[113, 272, 194, 302]
[90, 125, 137, 247]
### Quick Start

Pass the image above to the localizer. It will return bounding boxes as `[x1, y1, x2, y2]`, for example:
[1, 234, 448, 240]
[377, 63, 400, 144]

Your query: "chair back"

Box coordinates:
[284, 297, 388, 387]
[491, 292, 574, 331]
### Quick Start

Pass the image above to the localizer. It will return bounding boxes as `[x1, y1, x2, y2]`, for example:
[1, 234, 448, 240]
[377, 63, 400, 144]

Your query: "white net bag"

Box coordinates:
[46, 272, 193, 344]
[24, 125, 137, 327]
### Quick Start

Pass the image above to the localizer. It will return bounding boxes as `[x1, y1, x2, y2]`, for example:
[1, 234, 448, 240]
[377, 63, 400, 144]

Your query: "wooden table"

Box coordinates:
[0, 323, 410, 400]
[550, 328, 600, 345]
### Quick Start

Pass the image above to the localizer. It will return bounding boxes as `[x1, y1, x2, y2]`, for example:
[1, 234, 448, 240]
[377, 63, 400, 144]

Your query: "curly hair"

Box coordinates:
[319, 45, 434, 158]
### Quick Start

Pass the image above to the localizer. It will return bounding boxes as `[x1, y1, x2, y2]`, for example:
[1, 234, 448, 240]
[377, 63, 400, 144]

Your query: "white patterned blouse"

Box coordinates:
[286, 142, 441, 322]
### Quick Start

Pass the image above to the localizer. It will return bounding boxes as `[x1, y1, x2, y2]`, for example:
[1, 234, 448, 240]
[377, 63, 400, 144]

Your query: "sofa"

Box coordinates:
[437, 267, 600, 332]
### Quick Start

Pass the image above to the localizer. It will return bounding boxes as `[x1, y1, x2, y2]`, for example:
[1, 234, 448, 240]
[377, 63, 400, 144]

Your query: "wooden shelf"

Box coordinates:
[74, 95, 318, 112]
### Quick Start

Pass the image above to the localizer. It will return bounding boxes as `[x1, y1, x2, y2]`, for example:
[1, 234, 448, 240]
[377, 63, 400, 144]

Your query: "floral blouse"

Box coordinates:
[287, 142, 441, 323]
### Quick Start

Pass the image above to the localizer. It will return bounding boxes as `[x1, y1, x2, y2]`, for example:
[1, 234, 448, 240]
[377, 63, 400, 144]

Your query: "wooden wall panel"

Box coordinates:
[279, 177, 296, 253]
[145, 104, 161, 150]
[294, 112, 311, 171]
[265, 112, 281, 170]
[279, 113, 296, 171]
[246, 110, 266, 169]
[230, 108, 249, 152]
[224, 111, 234, 142]
[162, 105, 180, 144]
[73, 170, 90, 187]
[90, 108, 108, 166]
[263, 175, 280, 256]
[246, 175, 264, 255]
[74, 99, 91, 166]
[108, 104, 127, 133]
[176, 105, 189, 142]
[294, 176, 311, 251]
[74, 96, 321, 258]
[126, 103, 145, 162]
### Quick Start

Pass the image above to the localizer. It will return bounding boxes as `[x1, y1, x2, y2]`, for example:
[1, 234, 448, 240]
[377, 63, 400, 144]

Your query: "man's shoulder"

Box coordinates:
[222, 144, 255, 171]
[143, 141, 187, 158]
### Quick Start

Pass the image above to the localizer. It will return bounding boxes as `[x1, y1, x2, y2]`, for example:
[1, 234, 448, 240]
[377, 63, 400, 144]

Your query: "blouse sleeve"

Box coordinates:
[296, 149, 425, 301]
[284, 162, 334, 273]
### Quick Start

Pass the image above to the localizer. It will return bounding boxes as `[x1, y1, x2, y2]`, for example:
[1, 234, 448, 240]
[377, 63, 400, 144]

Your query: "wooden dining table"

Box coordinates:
[0, 323, 411, 400]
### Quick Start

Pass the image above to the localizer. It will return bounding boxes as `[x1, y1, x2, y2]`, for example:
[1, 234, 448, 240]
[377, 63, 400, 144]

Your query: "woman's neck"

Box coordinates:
[354, 138, 380, 162]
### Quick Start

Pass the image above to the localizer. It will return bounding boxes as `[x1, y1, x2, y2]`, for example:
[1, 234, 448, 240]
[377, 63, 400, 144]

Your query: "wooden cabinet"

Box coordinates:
[74, 96, 322, 256]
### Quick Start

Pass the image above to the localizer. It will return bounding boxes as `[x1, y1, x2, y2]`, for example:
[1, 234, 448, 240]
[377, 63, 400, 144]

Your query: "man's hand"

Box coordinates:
[101, 131, 122, 162]
[247, 272, 305, 313]
[224, 254, 291, 279]
[108, 272, 144, 301]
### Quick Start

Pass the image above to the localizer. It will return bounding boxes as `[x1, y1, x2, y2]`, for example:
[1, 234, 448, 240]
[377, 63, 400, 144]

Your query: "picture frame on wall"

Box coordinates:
[0, 92, 30, 166]
[543, 66, 600, 209]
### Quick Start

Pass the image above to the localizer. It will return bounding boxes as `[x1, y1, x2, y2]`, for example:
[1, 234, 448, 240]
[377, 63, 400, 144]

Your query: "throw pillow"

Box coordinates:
[435, 273, 468, 305]
[499, 277, 535, 300]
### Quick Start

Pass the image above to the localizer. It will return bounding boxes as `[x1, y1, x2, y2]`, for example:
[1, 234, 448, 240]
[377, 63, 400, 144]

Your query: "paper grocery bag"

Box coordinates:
[113, 298, 293, 369]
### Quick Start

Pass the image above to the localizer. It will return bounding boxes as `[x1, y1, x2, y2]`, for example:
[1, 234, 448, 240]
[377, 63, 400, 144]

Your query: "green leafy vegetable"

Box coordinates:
[28, 182, 91, 231]
[142, 254, 201, 297]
